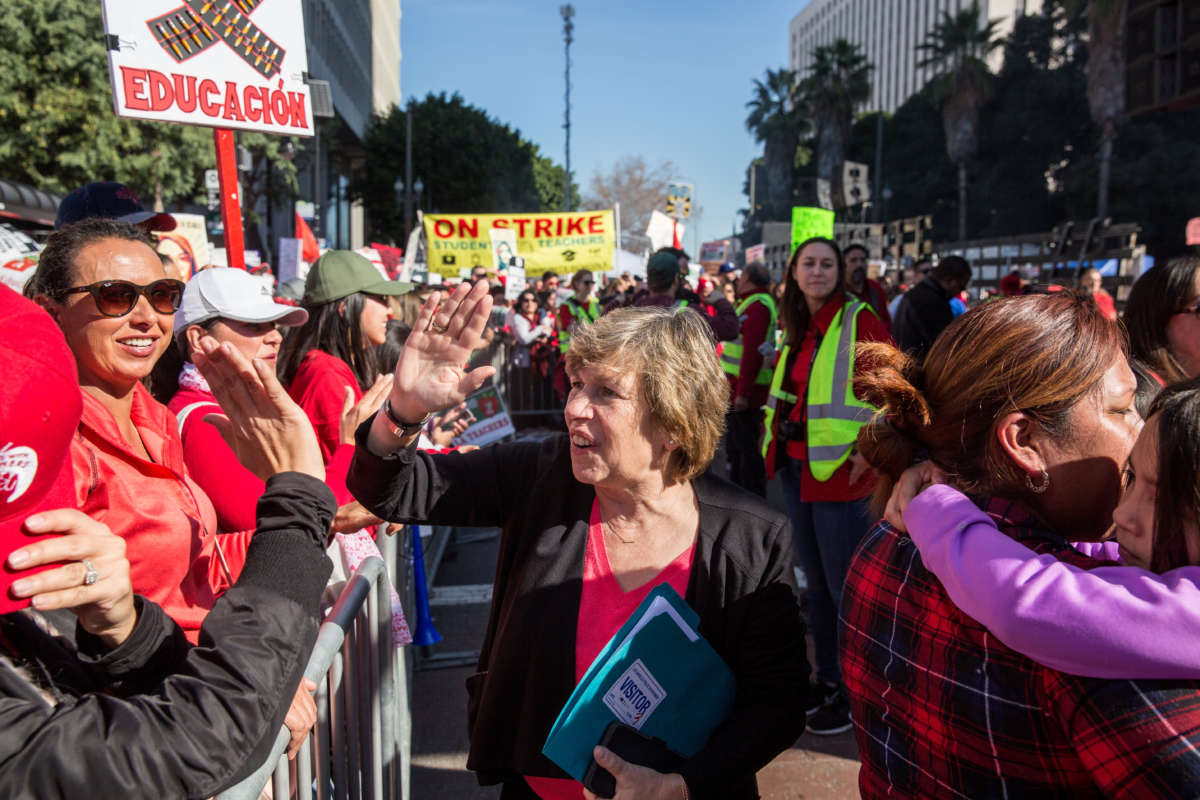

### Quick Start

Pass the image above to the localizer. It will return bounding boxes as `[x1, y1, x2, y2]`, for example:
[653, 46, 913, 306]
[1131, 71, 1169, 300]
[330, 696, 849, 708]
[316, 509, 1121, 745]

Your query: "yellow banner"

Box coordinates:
[423, 210, 615, 278]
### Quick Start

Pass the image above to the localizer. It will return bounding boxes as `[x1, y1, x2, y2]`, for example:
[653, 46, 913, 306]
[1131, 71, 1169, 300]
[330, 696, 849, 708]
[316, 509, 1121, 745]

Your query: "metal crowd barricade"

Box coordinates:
[493, 339, 563, 423]
[217, 556, 411, 800]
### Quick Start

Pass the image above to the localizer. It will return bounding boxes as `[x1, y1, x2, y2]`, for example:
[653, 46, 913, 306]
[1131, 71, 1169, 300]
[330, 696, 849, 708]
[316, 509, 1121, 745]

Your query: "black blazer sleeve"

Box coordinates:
[348, 415, 546, 527]
[681, 508, 809, 798]
[0, 473, 335, 800]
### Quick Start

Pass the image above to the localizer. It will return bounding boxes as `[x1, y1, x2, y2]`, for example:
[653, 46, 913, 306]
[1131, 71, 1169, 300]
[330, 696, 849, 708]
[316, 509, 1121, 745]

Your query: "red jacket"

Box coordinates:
[169, 384, 355, 532]
[70, 384, 249, 642]
[728, 289, 773, 408]
[288, 350, 361, 463]
[777, 293, 893, 502]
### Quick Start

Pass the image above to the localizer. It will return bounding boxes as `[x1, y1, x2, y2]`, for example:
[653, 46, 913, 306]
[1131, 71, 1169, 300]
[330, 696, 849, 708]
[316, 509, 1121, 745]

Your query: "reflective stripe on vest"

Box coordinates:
[806, 301, 875, 480]
[558, 297, 601, 352]
[760, 344, 797, 461]
[721, 293, 779, 385]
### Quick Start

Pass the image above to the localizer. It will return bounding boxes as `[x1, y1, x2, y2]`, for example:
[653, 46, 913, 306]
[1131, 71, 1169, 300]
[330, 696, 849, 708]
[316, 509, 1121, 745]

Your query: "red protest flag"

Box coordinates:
[295, 213, 320, 263]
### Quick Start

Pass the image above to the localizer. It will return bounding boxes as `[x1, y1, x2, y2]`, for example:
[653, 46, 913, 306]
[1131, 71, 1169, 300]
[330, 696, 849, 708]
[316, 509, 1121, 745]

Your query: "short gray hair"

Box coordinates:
[565, 306, 726, 482]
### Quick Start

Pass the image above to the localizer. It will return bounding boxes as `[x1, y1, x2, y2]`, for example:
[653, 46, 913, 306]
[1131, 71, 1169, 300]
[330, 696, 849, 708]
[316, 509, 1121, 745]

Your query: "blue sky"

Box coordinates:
[401, 0, 806, 251]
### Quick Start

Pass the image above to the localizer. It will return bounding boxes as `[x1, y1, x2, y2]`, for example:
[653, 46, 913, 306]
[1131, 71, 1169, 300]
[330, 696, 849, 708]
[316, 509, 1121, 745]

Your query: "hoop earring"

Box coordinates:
[1025, 469, 1050, 494]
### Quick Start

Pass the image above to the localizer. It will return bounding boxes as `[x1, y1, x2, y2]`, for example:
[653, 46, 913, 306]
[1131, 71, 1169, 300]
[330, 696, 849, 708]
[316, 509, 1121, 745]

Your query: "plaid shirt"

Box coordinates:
[841, 496, 1200, 799]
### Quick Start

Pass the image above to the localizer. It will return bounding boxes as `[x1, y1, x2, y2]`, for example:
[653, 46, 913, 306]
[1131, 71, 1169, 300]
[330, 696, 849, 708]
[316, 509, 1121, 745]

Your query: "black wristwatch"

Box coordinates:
[380, 399, 432, 439]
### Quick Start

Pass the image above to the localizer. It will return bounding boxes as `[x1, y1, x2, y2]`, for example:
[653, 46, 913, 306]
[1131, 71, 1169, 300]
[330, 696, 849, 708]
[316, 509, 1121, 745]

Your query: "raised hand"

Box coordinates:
[340, 374, 394, 445]
[193, 337, 325, 482]
[387, 280, 495, 423]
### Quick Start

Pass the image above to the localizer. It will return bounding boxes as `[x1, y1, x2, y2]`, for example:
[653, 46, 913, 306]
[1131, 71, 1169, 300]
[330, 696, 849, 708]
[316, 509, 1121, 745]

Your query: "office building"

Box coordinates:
[789, 0, 1043, 114]
[296, 0, 401, 250]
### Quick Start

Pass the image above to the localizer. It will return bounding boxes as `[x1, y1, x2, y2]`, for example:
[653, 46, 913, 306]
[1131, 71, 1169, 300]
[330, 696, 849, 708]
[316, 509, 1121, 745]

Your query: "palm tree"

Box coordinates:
[801, 39, 873, 192]
[1067, 0, 1126, 220]
[917, 1, 1002, 241]
[745, 68, 811, 220]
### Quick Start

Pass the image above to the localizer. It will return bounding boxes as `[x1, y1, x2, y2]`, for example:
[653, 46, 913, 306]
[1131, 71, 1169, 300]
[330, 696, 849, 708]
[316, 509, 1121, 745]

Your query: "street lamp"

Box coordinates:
[394, 177, 405, 240]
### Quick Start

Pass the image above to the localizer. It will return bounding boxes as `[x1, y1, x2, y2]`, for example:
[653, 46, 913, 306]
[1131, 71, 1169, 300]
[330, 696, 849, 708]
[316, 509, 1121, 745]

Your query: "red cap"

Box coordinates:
[0, 286, 82, 613]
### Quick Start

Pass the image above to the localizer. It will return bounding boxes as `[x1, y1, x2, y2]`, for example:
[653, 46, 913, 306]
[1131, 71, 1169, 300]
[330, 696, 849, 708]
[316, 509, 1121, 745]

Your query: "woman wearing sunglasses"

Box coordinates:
[509, 290, 556, 427]
[25, 218, 242, 642]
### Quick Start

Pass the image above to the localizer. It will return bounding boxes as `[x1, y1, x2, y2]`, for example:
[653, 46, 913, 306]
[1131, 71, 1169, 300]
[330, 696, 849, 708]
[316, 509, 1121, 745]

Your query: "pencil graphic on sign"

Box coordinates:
[146, 0, 286, 80]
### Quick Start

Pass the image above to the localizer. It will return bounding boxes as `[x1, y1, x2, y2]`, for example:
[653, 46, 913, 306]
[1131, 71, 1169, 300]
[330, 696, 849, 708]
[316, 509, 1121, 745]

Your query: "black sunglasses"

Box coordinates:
[59, 279, 185, 317]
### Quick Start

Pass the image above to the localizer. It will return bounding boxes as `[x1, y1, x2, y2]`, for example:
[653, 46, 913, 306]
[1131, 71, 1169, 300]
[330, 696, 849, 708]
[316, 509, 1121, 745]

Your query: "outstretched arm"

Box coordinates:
[903, 482, 1200, 679]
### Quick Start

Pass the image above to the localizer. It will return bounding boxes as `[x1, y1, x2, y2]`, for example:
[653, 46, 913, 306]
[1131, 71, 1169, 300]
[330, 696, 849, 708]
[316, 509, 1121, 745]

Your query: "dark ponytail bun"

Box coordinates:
[856, 342, 933, 510]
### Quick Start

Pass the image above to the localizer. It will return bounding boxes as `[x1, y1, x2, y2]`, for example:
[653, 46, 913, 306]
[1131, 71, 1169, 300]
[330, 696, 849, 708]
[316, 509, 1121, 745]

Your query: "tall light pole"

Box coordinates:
[560, 4, 574, 212]
[404, 99, 414, 239]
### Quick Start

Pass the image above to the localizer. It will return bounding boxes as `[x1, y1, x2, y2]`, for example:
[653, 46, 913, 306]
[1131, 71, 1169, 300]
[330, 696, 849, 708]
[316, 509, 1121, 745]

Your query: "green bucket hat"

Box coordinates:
[303, 250, 412, 305]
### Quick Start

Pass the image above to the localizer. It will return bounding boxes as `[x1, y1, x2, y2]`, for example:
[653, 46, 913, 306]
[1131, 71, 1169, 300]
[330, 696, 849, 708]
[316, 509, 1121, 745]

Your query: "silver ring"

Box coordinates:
[429, 321, 449, 334]
[82, 559, 98, 586]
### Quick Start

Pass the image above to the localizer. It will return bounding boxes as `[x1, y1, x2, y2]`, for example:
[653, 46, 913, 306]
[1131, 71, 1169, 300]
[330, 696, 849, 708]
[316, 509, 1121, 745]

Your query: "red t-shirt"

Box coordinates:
[287, 350, 361, 463]
[525, 500, 695, 800]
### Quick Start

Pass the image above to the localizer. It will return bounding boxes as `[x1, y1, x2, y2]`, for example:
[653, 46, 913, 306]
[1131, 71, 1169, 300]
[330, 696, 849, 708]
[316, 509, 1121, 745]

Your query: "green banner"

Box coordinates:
[790, 207, 835, 257]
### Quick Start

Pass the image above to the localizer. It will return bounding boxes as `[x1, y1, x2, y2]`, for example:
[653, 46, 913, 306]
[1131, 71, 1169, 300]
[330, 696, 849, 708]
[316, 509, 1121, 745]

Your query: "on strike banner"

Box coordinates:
[100, 0, 313, 137]
[423, 210, 615, 280]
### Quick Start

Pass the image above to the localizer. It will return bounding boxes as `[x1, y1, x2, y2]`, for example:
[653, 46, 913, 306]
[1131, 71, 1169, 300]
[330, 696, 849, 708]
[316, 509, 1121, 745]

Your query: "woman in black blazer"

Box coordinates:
[350, 280, 808, 800]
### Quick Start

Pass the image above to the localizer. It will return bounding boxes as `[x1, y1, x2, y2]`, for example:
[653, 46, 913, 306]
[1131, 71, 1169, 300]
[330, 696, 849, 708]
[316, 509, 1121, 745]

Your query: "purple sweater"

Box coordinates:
[904, 484, 1200, 679]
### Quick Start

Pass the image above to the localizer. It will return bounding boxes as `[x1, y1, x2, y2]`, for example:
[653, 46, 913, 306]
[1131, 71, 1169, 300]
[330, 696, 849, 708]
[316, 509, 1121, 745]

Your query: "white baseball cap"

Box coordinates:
[175, 267, 309, 333]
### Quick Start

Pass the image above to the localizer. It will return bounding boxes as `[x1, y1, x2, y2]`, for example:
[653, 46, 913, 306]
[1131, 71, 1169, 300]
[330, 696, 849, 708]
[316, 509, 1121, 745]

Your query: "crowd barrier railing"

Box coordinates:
[217, 556, 410, 800]
[492, 339, 563, 422]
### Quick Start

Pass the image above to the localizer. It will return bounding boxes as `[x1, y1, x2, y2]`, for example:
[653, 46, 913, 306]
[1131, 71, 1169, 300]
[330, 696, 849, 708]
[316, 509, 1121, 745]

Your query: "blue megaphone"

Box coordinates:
[410, 526, 442, 647]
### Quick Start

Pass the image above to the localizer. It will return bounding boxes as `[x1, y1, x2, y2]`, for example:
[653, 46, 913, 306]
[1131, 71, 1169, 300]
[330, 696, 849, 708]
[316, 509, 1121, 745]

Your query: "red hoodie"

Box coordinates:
[70, 383, 249, 643]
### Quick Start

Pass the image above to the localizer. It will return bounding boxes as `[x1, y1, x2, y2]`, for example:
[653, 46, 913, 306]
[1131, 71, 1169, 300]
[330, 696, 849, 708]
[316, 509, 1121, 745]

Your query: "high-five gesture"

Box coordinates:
[385, 280, 495, 424]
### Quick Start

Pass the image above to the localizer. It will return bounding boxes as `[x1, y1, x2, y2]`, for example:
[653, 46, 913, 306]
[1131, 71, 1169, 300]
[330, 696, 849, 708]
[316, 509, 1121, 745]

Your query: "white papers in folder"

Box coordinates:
[612, 595, 700, 654]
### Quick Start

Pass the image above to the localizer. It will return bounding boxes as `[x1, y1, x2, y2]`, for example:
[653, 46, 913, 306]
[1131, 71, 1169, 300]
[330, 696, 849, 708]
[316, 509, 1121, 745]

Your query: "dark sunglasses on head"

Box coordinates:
[59, 279, 185, 317]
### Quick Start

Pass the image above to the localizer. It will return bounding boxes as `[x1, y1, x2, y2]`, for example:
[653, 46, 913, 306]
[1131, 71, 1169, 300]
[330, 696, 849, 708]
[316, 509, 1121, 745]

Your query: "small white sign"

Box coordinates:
[100, 0, 313, 136]
[505, 265, 526, 302]
[602, 659, 665, 730]
[204, 169, 220, 190]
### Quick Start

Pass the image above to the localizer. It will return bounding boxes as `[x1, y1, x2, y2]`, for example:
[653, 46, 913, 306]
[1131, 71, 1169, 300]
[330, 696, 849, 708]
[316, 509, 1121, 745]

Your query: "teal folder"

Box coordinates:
[542, 584, 736, 783]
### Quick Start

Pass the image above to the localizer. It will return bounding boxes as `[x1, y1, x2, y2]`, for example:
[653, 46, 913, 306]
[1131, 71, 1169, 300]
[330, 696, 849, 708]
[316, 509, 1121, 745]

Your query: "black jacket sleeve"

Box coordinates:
[0, 472, 335, 800]
[680, 513, 808, 798]
[348, 417, 546, 527]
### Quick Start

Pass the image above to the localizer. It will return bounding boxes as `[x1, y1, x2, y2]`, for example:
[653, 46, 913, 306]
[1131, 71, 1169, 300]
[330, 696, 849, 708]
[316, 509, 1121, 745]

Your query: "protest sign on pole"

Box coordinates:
[100, 0, 313, 271]
[423, 210, 615, 281]
[790, 207, 835, 257]
[646, 210, 683, 253]
[99, 1, 313, 136]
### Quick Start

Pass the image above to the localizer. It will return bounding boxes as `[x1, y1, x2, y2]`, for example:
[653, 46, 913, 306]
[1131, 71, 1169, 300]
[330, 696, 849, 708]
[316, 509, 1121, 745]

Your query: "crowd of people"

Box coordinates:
[3, 176, 1200, 799]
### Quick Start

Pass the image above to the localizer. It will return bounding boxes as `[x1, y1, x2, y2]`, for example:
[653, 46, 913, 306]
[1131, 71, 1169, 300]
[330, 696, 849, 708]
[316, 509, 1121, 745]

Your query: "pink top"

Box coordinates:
[525, 500, 695, 800]
[905, 483, 1200, 679]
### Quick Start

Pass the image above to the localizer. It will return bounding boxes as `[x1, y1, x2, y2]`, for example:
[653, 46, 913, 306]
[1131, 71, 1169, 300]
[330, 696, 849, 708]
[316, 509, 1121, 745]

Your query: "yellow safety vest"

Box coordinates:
[558, 297, 600, 353]
[721, 293, 778, 385]
[761, 301, 876, 481]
